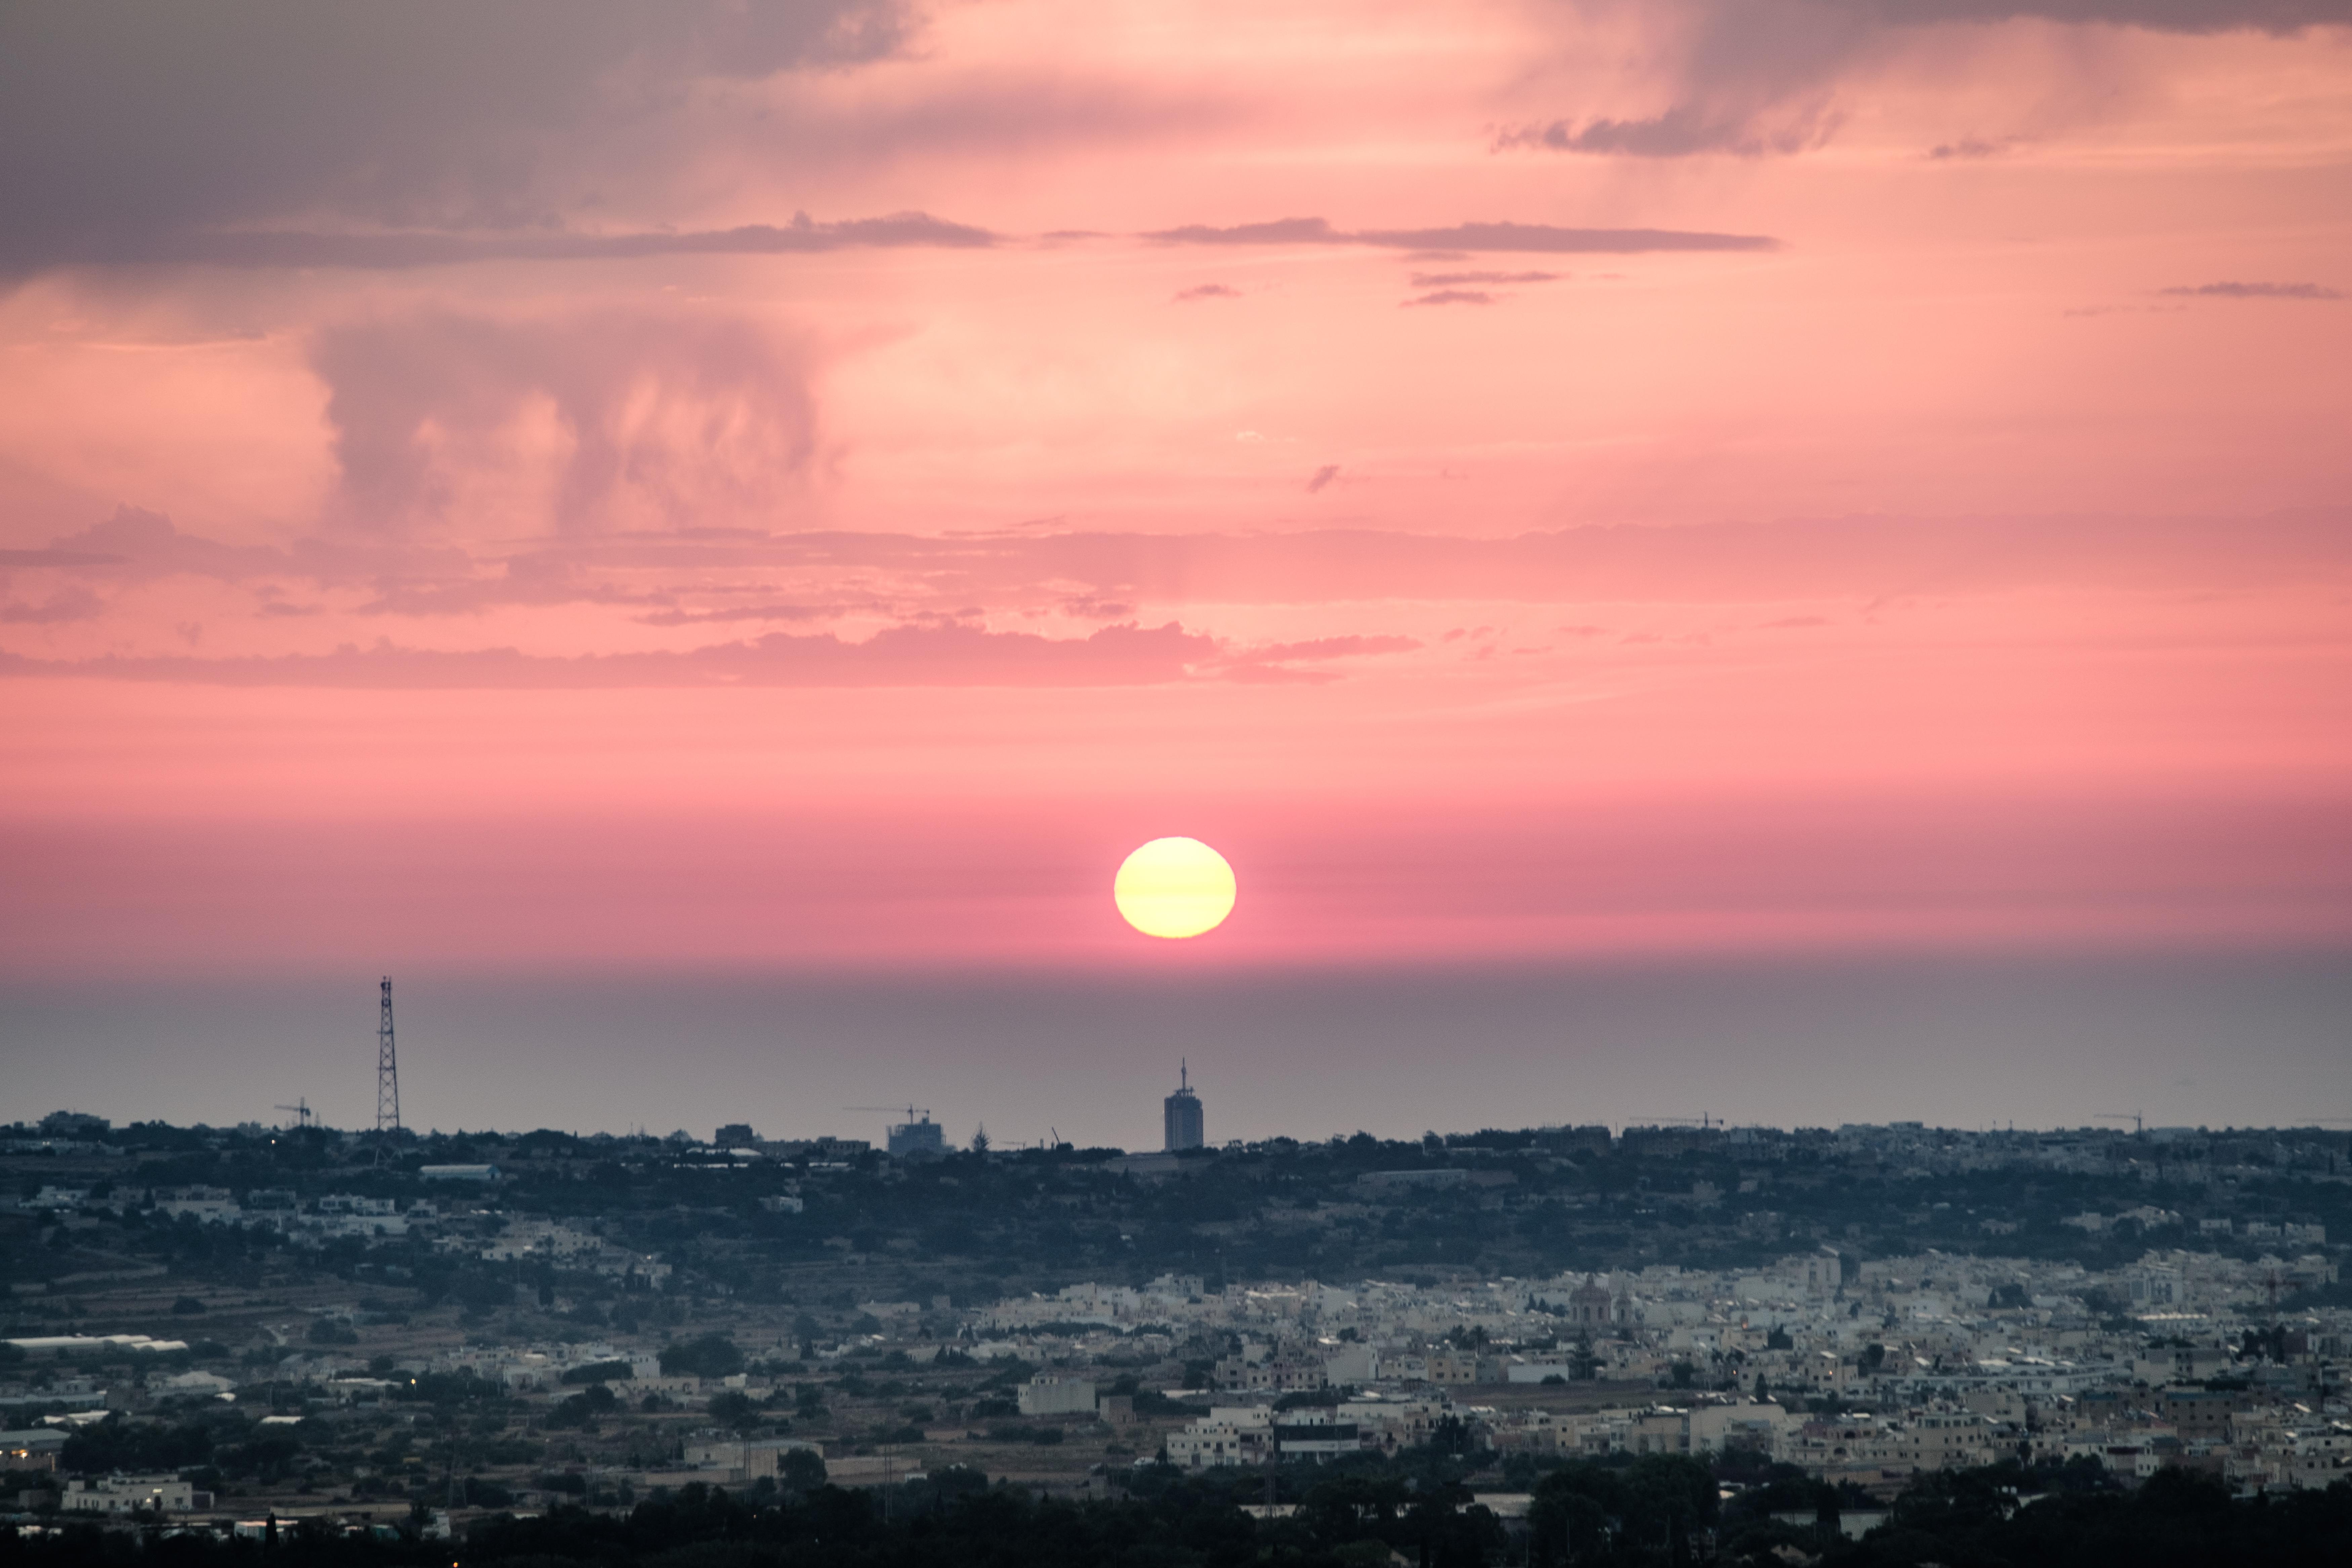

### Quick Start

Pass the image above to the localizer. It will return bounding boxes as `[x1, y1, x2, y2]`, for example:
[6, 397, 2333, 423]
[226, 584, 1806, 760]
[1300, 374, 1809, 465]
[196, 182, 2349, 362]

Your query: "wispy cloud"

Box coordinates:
[1927, 136, 2018, 160]
[1230, 634, 1421, 663]
[1172, 283, 1242, 301]
[2158, 281, 2344, 299]
[1409, 271, 1565, 287]
[1402, 289, 1497, 307]
[29, 214, 997, 271]
[633, 604, 856, 627]
[1496, 105, 1836, 159]
[1145, 217, 1777, 253]
[1306, 465, 1341, 493]
[0, 622, 1221, 690]
[26, 511, 2352, 617]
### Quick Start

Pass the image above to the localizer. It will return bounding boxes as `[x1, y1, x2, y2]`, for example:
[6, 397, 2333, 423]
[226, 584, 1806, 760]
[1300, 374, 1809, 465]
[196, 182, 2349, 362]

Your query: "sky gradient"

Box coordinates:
[3, 2, 2349, 1136]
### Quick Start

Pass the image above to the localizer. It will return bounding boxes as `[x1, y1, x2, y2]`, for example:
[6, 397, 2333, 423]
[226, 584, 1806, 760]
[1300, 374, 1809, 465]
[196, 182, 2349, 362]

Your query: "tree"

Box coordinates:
[659, 1332, 745, 1379]
[779, 1447, 828, 1492]
[706, 1390, 760, 1429]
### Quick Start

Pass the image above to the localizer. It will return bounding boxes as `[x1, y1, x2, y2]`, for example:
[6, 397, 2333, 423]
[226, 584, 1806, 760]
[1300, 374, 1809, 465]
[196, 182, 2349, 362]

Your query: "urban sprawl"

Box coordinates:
[1, 1104, 2347, 1558]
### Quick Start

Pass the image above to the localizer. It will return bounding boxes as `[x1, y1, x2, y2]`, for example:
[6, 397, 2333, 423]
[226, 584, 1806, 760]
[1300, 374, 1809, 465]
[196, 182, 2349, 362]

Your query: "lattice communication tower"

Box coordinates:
[376, 976, 401, 1143]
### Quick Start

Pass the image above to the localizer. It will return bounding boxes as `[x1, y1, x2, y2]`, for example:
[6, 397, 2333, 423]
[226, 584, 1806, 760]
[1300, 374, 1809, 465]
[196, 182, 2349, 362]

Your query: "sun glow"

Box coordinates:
[1114, 837, 1237, 939]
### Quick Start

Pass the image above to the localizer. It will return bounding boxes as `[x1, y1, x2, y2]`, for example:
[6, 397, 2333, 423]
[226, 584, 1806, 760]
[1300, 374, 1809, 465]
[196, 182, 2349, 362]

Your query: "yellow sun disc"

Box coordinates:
[1114, 837, 1237, 939]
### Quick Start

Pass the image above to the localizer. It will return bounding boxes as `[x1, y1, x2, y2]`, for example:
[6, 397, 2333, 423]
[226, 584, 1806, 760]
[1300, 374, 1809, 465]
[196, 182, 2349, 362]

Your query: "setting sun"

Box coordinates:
[1114, 837, 1237, 939]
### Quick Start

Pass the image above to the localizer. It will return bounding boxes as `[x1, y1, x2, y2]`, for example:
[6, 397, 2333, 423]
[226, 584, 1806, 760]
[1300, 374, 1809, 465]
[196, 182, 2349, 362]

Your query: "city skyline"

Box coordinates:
[7, 950, 2347, 1146]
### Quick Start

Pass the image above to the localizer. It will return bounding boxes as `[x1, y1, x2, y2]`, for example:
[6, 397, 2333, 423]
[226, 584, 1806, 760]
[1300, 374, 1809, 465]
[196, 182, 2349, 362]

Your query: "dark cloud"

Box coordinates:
[1409, 271, 1565, 286]
[2158, 281, 2344, 299]
[1500, 0, 2351, 164]
[0, 1, 912, 275]
[311, 309, 818, 537]
[1402, 290, 1497, 307]
[0, 622, 1219, 689]
[1148, 217, 1776, 253]
[1306, 466, 1340, 494]
[1172, 283, 1243, 301]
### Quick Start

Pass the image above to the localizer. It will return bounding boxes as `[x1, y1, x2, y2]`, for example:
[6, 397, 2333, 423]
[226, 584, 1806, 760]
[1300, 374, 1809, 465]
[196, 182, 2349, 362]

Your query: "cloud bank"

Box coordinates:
[0, 0, 914, 274]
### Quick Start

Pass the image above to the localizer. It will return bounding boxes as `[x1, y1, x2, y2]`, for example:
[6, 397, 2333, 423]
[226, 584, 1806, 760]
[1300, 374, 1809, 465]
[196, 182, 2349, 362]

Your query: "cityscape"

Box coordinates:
[3, 1028, 2348, 1561]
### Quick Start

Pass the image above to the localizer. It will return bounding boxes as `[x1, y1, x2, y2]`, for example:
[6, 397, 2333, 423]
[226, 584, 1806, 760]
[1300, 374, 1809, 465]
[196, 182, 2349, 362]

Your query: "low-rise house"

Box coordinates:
[1167, 1406, 1274, 1469]
[0, 1429, 66, 1470]
[61, 1475, 214, 1514]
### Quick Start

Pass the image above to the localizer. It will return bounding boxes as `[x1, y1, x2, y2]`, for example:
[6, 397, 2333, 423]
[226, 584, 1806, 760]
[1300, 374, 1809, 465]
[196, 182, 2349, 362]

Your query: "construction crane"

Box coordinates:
[845, 1105, 933, 1123]
[275, 1099, 314, 1130]
[2095, 1112, 2145, 1134]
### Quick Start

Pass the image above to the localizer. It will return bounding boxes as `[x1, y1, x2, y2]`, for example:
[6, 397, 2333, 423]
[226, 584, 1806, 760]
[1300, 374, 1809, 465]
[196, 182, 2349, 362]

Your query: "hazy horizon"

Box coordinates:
[8, 951, 2347, 1149]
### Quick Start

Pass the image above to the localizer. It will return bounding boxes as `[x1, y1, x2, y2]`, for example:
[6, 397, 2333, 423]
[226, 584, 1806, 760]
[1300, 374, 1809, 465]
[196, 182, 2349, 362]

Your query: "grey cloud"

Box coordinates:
[312, 309, 817, 538]
[1852, 1, 2351, 31]
[1402, 290, 1497, 307]
[1306, 466, 1340, 494]
[1148, 218, 1342, 246]
[1498, 106, 1835, 159]
[2159, 281, 2344, 299]
[1148, 217, 1777, 253]
[1173, 284, 1243, 301]
[1502, 0, 2351, 164]
[0, 1, 911, 276]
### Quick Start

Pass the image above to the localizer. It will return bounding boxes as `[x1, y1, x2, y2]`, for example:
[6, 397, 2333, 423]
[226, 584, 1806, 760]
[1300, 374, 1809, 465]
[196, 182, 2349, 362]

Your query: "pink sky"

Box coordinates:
[3, 0, 2351, 987]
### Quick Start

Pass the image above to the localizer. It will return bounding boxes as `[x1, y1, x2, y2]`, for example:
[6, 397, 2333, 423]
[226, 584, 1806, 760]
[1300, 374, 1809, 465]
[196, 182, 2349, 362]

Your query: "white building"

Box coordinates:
[62, 1476, 214, 1514]
[1167, 1406, 1273, 1469]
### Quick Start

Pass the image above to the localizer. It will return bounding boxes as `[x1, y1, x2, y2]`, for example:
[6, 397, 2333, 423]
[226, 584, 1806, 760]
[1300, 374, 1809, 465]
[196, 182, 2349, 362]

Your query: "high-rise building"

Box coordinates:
[888, 1115, 946, 1158]
[1164, 1061, 1204, 1152]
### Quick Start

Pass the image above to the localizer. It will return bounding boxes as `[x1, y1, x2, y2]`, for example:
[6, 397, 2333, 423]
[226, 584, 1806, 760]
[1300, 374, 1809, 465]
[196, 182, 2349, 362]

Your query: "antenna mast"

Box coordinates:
[375, 977, 401, 1154]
